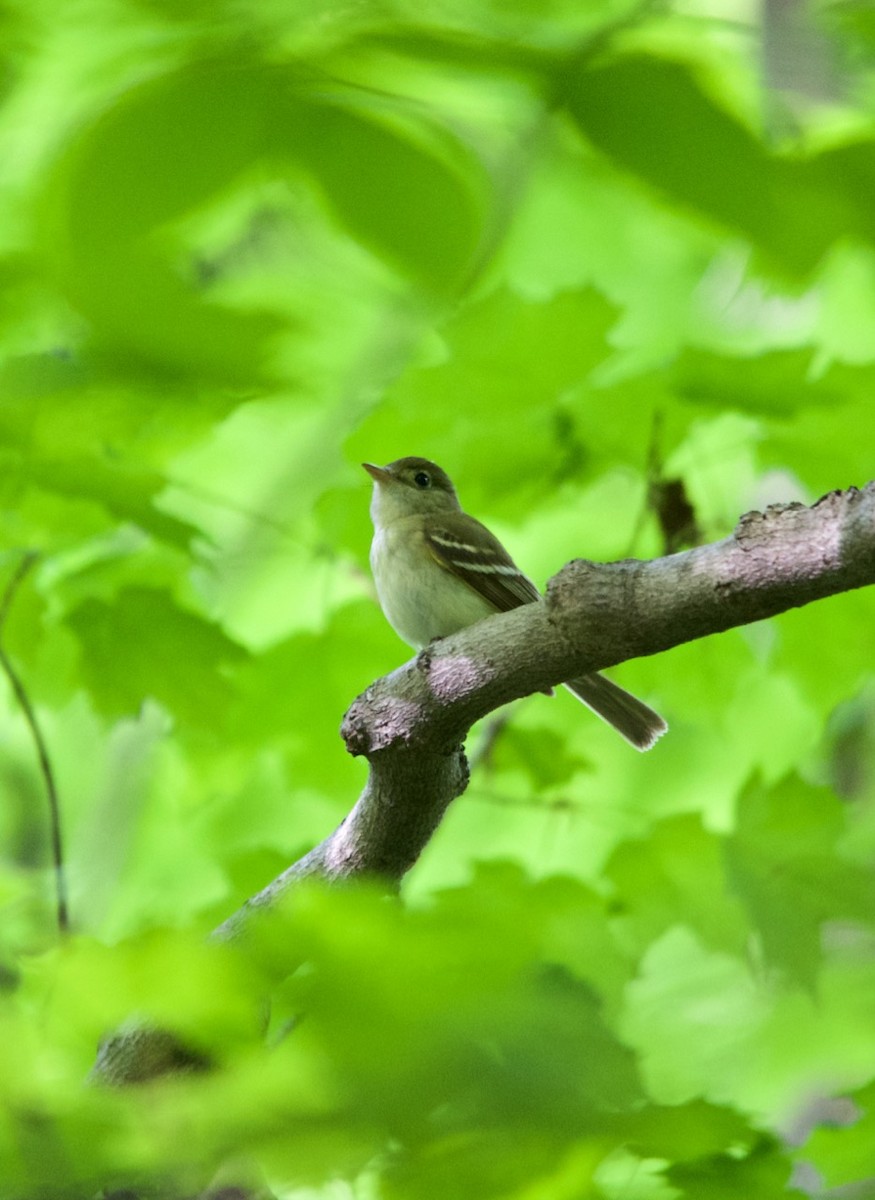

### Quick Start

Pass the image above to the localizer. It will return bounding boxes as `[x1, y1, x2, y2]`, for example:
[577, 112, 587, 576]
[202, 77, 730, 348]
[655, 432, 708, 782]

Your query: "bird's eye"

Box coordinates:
[413, 471, 431, 489]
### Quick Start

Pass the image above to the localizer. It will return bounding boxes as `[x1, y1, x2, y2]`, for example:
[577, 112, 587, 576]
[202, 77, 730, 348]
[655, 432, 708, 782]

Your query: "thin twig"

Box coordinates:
[0, 552, 37, 629]
[0, 554, 69, 934]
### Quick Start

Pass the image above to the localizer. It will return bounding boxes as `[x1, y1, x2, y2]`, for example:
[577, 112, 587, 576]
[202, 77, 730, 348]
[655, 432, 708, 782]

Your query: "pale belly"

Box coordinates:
[371, 523, 494, 649]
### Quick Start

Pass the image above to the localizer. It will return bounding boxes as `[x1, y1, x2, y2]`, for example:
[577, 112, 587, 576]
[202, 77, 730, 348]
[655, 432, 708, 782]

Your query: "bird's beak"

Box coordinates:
[362, 462, 392, 485]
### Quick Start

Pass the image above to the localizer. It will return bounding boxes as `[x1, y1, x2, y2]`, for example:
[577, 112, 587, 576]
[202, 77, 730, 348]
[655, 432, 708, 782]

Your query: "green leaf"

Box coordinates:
[65, 586, 248, 727]
[348, 286, 619, 519]
[229, 598, 399, 788]
[605, 814, 749, 958]
[724, 775, 875, 986]
[43, 57, 489, 386]
[671, 347, 833, 416]
[490, 724, 590, 789]
[44, 60, 289, 385]
[760, 365, 875, 493]
[620, 926, 771, 1106]
[803, 1079, 875, 1189]
[26, 456, 199, 549]
[269, 88, 490, 295]
[615, 1098, 759, 1163]
[565, 55, 875, 277]
[667, 1138, 804, 1200]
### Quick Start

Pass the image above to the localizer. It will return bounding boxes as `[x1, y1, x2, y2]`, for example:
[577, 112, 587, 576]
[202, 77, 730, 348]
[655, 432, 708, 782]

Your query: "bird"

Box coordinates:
[363, 456, 667, 750]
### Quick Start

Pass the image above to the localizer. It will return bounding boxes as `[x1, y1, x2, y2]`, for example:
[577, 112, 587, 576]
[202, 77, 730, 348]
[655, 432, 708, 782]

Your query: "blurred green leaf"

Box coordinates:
[606, 814, 749, 959]
[348, 286, 618, 517]
[724, 775, 875, 986]
[619, 926, 772, 1106]
[269, 88, 491, 295]
[490, 724, 590, 788]
[44, 60, 288, 385]
[27, 457, 199, 549]
[0, 3, 874, 1198]
[667, 1139, 803, 1200]
[616, 1098, 759, 1163]
[43, 57, 490, 386]
[229, 598, 398, 786]
[802, 1079, 875, 1189]
[671, 347, 831, 415]
[65, 586, 248, 726]
[565, 54, 875, 277]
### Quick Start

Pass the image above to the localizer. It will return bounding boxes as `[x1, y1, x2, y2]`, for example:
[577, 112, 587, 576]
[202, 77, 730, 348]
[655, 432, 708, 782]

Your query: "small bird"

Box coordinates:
[363, 456, 667, 750]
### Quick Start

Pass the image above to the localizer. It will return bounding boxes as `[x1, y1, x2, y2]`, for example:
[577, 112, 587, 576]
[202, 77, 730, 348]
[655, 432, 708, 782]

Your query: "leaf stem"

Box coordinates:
[0, 554, 69, 935]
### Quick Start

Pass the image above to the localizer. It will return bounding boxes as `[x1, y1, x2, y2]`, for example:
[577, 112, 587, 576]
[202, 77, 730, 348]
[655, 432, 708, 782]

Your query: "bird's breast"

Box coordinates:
[370, 521, 494, 649]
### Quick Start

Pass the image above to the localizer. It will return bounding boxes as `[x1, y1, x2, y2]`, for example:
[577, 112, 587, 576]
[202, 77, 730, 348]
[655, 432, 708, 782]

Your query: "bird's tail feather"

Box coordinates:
[564, 673, 667, 751]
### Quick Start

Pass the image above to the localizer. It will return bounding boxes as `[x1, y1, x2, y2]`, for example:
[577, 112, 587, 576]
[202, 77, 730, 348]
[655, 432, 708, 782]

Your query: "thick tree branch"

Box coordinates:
[214, 483, 875, 942]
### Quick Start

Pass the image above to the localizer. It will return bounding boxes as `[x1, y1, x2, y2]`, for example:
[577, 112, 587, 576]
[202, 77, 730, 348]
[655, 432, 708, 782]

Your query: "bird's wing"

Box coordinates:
[423, 512, 540, 612]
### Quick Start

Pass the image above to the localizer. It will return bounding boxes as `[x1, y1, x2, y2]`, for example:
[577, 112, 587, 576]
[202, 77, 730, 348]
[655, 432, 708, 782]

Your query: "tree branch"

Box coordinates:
[214, 483, 875, 941]
[95, 483, 875, 1089]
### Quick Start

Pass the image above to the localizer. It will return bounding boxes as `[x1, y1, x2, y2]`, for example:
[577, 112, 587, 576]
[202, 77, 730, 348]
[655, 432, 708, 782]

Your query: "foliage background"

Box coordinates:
[1, 0, 875, 1196]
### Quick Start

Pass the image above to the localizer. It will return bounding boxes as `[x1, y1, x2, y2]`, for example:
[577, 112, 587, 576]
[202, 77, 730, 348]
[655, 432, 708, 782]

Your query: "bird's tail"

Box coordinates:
[564, 673, 667, 751]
